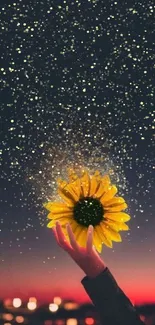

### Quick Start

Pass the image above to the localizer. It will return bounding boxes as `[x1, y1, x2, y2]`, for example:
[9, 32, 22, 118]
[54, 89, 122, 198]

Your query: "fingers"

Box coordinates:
[86, 225, 94, 253]
[54, 222, 72, 252]
[53, 222, 94, 255]
[52, 227, 59, 243]
[66, 223, 79, 251]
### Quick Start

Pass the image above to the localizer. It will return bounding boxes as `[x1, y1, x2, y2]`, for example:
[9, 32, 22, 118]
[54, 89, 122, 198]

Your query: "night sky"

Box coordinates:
[0, 0, 155, 306]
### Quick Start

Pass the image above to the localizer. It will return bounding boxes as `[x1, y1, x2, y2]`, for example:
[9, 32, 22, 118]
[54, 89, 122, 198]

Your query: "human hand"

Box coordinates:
[52, 222, 106, 278]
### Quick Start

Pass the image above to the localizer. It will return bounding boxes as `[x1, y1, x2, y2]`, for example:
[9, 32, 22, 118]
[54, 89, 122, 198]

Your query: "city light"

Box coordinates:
[2, 314, 13, 321]
[53, 296, 62, 305]
[15, 316, 24, 323]
[66, 319, 78, 325]
[85, 317, 95, 325]
[49, 303, 59, 312]
[29, 297, 37, 303]
[27, 301, 37, 310]
[55, 320, 65, 325]
[4, 299, 12, 308]
[12, 298, 22, 308]
[44, 321, 52, 325]
[64, 302, 79, 310]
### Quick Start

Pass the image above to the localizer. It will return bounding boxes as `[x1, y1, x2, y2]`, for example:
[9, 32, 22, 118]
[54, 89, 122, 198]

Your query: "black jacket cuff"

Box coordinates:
[81, 267, 144, 325]
[81, 267, 120, 299]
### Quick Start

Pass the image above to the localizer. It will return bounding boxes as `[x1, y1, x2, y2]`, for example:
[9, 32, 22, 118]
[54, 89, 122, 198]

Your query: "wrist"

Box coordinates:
[83, 255, 106, 278]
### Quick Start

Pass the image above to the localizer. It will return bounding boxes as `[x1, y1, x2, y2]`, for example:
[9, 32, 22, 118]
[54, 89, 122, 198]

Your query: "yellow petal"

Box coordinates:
[71, 178, 82, 199]
[61, 219, 78, 239]
[74, 225, 84, 243]
[104, 219, 129, 231]
[57, 178, 79, 202]
[48, 212, 73, 220]
[65, 183, 80, 202]
[100, 185, 118, 204]
[89, 174, 99, 197]
[57, 178, 68, 188]
[96, 224, 113, 248]
[77, 228, 88, 247]
[48, 208, 73, 214]
[47, 220, 56, 228]
[60, 184, 79, 202]
[44, 202, 73, 213]
[94, 174, 111, 199]
[80, 170, 90, 197]
[118, 222, 129, 231]
[94, 170, 101, 182]
[93, 182, 109, 199]
[104, 203, 128, 212]
[104, 212, 130, 222]
[104, 196, 125, 207]
[67, 168, 78, 182]
[101, 174, 111, 186]
[58, 188, 75, 207]
[69, 219, 79, 232]
[101, 222, 122, 242]
[93, 229, 103, 253]
[47, 218, 70, 228]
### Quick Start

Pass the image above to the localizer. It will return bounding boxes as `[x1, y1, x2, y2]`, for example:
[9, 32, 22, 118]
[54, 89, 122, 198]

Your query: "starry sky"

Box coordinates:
[0, 0, 155, 306]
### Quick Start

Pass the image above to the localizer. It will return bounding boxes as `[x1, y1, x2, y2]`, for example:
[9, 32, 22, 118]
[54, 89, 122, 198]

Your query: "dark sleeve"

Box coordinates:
[81, 267, 144, 325]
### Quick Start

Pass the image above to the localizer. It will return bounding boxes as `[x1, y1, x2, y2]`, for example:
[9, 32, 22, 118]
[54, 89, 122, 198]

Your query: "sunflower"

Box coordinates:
[43, 168, 130, 253]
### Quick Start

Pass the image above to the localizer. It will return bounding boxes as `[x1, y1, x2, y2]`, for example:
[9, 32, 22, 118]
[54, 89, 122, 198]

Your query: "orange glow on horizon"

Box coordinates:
[0, 284, 155, 306]
[1, 293, 155, 306]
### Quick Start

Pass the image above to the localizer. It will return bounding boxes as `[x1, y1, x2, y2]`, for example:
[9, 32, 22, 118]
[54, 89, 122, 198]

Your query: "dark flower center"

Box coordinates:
[73, 197, 104, 227]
